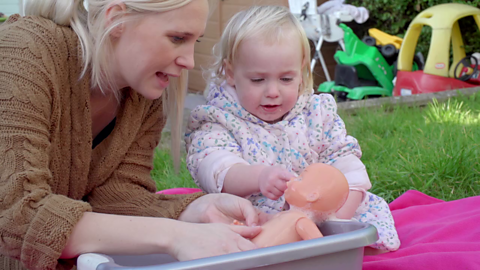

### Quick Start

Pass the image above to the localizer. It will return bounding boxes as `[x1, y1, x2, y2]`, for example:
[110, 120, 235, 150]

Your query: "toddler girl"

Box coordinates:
[185, 5, 400, 252]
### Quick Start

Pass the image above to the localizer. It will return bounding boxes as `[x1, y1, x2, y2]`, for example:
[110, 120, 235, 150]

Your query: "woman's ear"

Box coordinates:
[224, 59, 235, 86]
[106, 2, 127, 38]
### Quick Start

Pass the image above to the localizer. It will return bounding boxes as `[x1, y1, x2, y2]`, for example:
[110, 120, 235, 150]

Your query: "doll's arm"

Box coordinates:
[296, 217, 323, 240]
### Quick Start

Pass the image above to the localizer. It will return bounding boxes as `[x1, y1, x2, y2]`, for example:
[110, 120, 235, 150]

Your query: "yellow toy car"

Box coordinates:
[394, 3, 480, 96]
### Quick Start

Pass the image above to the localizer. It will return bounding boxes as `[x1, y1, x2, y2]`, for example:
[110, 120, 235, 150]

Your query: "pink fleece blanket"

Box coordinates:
[363, 190, 480, 269]
[158, 188, 480, 268]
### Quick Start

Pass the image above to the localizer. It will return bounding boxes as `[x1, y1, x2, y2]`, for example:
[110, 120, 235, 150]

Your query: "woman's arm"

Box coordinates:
[62, 194, 264, 261]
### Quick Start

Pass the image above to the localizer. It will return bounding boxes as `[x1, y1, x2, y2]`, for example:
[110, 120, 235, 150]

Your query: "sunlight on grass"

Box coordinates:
[425, 98, 479, 126]
[153, 93, 480, 202]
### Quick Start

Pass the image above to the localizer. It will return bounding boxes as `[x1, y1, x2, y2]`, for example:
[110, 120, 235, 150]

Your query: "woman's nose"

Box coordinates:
[176, 51, 195, 70]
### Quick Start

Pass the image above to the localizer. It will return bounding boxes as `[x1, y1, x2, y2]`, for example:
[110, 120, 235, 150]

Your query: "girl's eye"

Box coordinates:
[251, 78, 264, 83]
[281, 78, 293, 82]
[196, 39, 201, 43]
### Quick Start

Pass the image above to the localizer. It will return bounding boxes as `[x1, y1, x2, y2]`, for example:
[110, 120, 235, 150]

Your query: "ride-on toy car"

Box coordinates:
[317, 24, 421, 101]
[394, 3, 480, 96]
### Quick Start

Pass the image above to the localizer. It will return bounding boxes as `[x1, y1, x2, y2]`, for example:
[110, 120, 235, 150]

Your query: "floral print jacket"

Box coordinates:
[185, 82, 372, 200]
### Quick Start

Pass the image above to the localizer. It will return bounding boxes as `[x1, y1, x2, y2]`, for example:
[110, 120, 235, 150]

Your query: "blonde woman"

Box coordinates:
[186, 5, 400, 253]
[0, 1, 264, 269]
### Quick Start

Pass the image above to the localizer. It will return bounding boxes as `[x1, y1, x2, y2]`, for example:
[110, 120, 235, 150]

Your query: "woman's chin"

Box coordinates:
[140, 88, 165, 100]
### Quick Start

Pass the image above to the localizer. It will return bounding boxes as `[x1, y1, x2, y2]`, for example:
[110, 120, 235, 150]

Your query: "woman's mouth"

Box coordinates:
[156, 72, 170, 89]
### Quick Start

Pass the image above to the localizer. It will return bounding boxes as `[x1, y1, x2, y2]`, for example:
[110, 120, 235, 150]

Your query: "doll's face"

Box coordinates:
[285, 163, 349, 213]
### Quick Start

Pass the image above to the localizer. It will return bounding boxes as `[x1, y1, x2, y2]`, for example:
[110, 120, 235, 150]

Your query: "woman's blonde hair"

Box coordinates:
[24, 0, 204, 168]
[207, 5, 313, 94]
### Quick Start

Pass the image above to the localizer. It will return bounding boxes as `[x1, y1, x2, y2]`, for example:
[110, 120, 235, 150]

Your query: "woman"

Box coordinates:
[0, 1, 264, 269]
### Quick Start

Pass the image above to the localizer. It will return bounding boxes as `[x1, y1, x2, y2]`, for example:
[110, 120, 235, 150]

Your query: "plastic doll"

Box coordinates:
[239, 163, 350, 248]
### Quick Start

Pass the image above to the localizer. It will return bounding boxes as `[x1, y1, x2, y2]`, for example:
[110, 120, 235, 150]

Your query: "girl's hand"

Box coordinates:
[258, 166, 294, 200]
[179, 193, 266, 226]
[169, 222, 261, 261]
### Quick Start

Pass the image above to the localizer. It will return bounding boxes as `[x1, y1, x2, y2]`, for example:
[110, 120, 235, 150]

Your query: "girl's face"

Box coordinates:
[111, 0, 209, 100]
[225, 27, 304, 123]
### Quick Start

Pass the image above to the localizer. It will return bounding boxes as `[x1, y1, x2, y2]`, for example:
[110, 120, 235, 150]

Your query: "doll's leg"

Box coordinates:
[295, 217, 323, 240]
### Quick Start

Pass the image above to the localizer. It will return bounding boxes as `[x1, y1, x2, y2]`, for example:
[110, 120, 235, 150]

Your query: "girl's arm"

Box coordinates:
[222, 164, 264, 197]
[335, 190, 363, 219]
[309, 94, 372, 214]
[223, 164, 293, 200]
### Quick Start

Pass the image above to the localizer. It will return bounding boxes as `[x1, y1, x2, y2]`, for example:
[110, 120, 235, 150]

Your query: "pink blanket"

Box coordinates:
[158, 188, 480, 268]
[363, 190, 480, 269]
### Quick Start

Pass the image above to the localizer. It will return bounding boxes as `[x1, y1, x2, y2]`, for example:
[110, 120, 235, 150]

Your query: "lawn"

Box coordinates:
[152, 92, 480, 203]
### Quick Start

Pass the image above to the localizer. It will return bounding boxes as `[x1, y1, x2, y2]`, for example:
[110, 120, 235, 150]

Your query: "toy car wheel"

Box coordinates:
[362, 36, 377, 47]
[381, 44, 397, 58]
[333, 91, 349, 102]
[413, 52, 425, 70]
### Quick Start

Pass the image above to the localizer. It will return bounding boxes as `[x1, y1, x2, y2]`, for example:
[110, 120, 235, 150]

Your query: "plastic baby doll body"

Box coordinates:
[252, 210, 323, 248]
[246, 163, 349, 248]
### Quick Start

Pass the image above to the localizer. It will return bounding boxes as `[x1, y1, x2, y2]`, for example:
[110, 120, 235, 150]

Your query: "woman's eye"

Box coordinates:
[171, 36, 185, 43]
[281, 78, 293, 82]
[251, 78, 264, 83]
[196, 39, 201, 43]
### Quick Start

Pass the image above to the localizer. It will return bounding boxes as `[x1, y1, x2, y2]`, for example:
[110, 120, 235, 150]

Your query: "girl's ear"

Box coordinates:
[224, 59, 235, 86]
[106, 2, 128, 38]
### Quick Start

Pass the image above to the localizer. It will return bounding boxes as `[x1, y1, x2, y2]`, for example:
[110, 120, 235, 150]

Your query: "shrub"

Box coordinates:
[348, 0, 480, 57]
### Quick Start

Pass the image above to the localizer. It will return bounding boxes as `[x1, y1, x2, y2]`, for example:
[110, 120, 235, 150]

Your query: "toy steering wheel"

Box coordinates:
[454, 55, 479, 81]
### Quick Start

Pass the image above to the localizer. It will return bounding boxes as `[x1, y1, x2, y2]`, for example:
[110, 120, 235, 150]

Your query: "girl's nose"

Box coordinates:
[265, 82, 280, 98]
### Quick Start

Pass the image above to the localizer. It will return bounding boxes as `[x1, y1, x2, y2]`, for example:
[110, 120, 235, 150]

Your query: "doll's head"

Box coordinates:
[207, 5, 314, 124]
[285, 163, 349, 221]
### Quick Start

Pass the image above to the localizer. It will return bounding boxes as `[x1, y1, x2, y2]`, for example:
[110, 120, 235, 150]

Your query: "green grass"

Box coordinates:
[152, 93, 480, 202]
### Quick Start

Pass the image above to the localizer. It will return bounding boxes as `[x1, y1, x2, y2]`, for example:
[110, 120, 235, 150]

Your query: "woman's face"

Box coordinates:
[111, 0, 209, 100]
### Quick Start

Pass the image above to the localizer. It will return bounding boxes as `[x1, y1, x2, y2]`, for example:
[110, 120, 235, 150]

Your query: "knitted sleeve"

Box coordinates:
[0, 17, 92, 270]
[87, 98, 204, 219]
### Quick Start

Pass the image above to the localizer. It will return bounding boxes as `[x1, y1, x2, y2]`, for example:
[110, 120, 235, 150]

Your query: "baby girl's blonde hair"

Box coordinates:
[206, 5, 313, 94]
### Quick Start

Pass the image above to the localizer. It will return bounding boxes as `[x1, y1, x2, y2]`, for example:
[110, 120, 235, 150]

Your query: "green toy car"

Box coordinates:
[318, 24, 421, 101]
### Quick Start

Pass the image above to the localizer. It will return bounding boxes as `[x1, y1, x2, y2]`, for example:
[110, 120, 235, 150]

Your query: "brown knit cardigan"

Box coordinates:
[0, 15, 203, 270]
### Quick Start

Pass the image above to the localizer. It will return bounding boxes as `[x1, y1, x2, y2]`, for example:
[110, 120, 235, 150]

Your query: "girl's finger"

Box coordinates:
[264, 191, 279, 200]
[276, 180, 288, 192]
[270, 186, 284, 198]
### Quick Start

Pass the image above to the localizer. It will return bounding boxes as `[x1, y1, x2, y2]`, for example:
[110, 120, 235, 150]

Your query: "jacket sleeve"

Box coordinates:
[311, 94, 372, 192]
[185, 122, 249, 193]
[0, 17, 92, 270]
[86, 98, 204, 218]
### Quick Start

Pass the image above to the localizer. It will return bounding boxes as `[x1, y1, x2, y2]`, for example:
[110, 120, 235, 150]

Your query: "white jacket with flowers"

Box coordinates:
[185, 83, 371, 202]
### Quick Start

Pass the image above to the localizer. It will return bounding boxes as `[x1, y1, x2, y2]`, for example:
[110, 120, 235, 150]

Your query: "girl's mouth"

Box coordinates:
[261, 104, 280, 112]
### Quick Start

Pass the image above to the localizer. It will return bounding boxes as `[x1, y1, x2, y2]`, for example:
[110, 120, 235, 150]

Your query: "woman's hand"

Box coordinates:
[179, 193, 268, 226]
[169, 222, 261, 261]
[258, 166, 294, 200]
